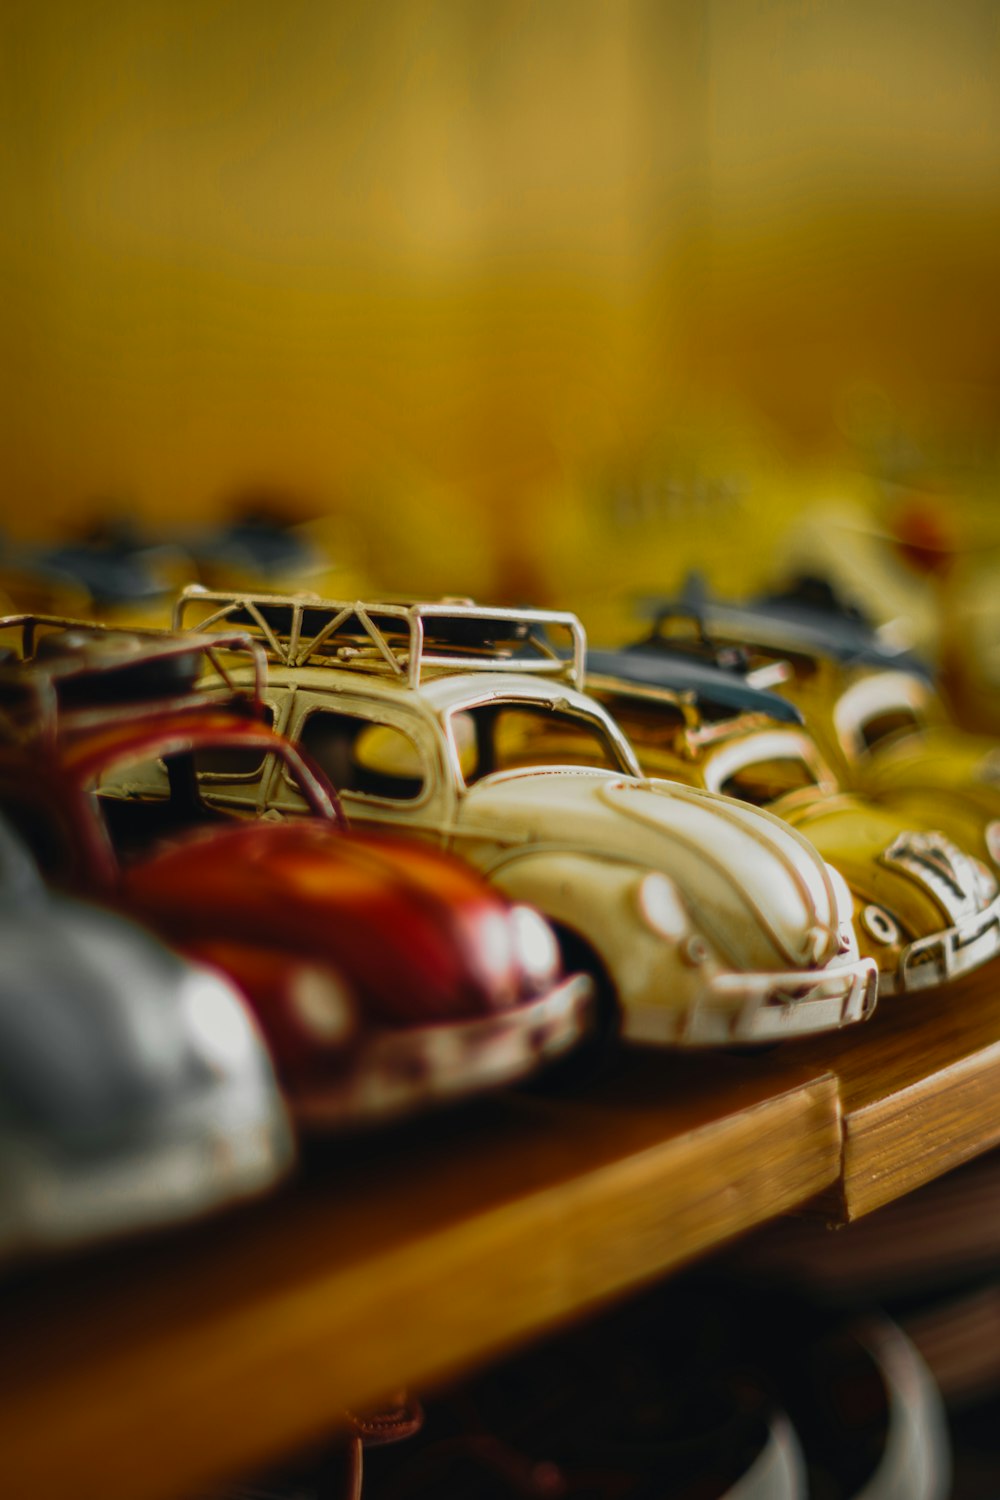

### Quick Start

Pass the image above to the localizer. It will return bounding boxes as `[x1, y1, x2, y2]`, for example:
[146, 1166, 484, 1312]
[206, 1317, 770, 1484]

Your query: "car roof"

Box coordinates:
[269, 657, 617, 715]
[638, 579, 932, 679]
[587, 647, 805, 725]
[14, 707, 289, 785]
[722, 595, 932, 676]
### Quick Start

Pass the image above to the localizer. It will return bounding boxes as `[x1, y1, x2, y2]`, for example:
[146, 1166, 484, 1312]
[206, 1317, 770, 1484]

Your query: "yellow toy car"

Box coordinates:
[587, 644, 1000, 995]
[638, 581, 1000, 879]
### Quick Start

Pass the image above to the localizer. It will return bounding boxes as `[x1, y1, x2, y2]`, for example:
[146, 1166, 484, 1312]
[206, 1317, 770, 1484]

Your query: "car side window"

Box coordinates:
[193, 706, 276, 779]
[95, 750, 245, 864]
[452, 703, 624, 785]
[298, 710, 427, 802]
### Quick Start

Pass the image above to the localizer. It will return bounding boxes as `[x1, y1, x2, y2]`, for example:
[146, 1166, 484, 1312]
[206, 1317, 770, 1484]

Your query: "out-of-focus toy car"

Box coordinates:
[0, 517, 189, 625]
[639, 578, 1000, 882]
[0, 811, 293, 1257]
[173, 587, 879, 1046]
[182, 498, 368, 600]
[0, 618, 591, 1125]
[586, 642, 1000, 995]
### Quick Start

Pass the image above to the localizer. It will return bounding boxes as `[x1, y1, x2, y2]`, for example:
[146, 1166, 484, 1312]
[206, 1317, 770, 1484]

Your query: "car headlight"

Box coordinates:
[510, 905, 560, 992]
[288, 965, 357, 1043]
[182, 970, 260, 1074]
[860, 903, 903, 947]
[635, 872, 689, 940]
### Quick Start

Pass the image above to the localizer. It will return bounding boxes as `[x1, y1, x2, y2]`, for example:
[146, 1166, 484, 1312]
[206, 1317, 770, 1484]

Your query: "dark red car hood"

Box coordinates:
[122, 819, 519, 1023]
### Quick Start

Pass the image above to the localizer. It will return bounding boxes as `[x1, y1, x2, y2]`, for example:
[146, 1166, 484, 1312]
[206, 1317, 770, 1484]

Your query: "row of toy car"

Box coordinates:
[19, 572, 998, 1064]
[0, 595, 879, 1266]
[171, 580, 1000, 1018]
[6, 578, 1000, 1259]
[0, 618, 592, 1260]
[579, 574, 1000, 997]
[170, 588, 879, 1044]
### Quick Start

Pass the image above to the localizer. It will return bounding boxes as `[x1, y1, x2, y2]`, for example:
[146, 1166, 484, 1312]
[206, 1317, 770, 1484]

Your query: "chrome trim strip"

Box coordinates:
[883, 891, 1000, 994]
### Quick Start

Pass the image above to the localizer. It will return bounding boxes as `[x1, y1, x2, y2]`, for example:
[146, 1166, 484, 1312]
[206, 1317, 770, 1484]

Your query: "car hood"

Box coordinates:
[458, 769, 843, 971]
[778, 792, 992, 932]
[123, 819, 521, 1020]
[864, 726, 1000, 800]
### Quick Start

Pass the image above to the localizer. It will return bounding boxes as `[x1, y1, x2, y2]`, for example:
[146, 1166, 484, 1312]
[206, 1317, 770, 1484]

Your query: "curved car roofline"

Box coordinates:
[53, 707, 290, 779]
[0, 617, 269, 745]
[639, 595, 932, 678]
[587, 647, 804, 725]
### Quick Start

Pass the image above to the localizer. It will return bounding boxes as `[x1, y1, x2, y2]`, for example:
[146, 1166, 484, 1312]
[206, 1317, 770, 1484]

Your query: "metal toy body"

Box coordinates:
[0, 618, 591, 1125]
[173, 589, 879, 1046]
[636, 582, 1000, 879]
[0, 812, 293, 1255]
[587, 647, 1000, 995]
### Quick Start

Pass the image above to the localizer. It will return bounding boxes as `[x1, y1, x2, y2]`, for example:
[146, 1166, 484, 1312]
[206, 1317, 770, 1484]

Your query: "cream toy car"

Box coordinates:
[173, 588, 878, 1047]
[586, 646, 1000, 995]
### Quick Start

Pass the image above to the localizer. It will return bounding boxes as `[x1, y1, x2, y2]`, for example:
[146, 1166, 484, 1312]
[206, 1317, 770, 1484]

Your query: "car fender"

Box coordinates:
[483, 849, 697, 1015]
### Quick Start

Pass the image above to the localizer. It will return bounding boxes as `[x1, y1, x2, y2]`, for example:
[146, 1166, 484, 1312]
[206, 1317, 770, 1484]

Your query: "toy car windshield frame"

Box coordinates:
[174, 588, 588, 690]
[0, 616, 268, 746]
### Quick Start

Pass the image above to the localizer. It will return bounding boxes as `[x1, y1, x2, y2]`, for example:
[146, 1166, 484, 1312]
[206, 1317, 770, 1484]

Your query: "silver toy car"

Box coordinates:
[0, 814, 293, 1258]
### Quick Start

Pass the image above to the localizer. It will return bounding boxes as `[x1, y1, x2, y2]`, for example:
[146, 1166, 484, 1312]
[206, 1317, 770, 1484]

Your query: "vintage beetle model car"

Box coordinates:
[586, 646, 1000, 995]
[173, 588, 879, 1046]
[638, 582, 1000, 882]
[0, 812, 292, 1255]
[0, 618, 591, 1125]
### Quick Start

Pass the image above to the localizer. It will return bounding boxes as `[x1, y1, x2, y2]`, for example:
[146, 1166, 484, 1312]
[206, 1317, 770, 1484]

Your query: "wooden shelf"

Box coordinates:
[792, 960, 1000, 1220]
[0, 1051, 838, 1500]
[8, 958, 1000, 1500]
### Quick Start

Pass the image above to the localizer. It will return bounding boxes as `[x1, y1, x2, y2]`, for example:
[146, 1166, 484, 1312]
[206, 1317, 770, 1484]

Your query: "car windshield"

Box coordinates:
[449, 701, 628, 785]
[94, 737, 332, 863]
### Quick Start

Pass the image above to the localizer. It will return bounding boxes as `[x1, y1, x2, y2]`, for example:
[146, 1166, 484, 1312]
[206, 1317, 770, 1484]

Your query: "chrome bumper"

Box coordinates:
[621, 956, 878, 1047]
[294, 972, 593, 1128]
[884, 892, 1000, 994]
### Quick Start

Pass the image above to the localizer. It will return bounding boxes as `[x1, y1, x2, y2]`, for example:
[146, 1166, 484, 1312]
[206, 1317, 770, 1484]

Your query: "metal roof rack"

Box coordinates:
[174, 587, 588, 690]
[0, 615, 267, 746]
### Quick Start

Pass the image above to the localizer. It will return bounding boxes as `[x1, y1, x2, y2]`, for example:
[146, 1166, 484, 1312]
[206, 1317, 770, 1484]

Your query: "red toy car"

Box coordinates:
[0, 618, 592, 1126]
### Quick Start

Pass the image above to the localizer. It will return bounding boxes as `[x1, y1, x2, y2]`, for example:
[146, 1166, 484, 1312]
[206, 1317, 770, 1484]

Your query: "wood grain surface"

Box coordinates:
[0, 1051, 838, 1500]
[791, 958, 1000, 1220]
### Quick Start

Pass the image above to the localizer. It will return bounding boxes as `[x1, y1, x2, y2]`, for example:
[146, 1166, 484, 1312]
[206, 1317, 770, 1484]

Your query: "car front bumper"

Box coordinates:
[293, 971, 594, 1128]
[620, 955, 879, 1047]
[882, 891, 1000, 994]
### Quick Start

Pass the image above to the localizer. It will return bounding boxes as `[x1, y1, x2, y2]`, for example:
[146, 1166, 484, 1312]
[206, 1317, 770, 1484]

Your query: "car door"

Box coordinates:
[263, 690, 456, 844]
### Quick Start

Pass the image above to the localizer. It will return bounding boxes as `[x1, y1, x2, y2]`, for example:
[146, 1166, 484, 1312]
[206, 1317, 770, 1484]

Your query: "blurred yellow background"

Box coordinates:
[2, 0, 999, 609]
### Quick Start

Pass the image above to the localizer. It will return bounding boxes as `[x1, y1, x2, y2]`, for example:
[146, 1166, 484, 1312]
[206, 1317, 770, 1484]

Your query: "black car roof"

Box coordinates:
[639, 576, 934, 680]
[587, 646, 805, 724]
